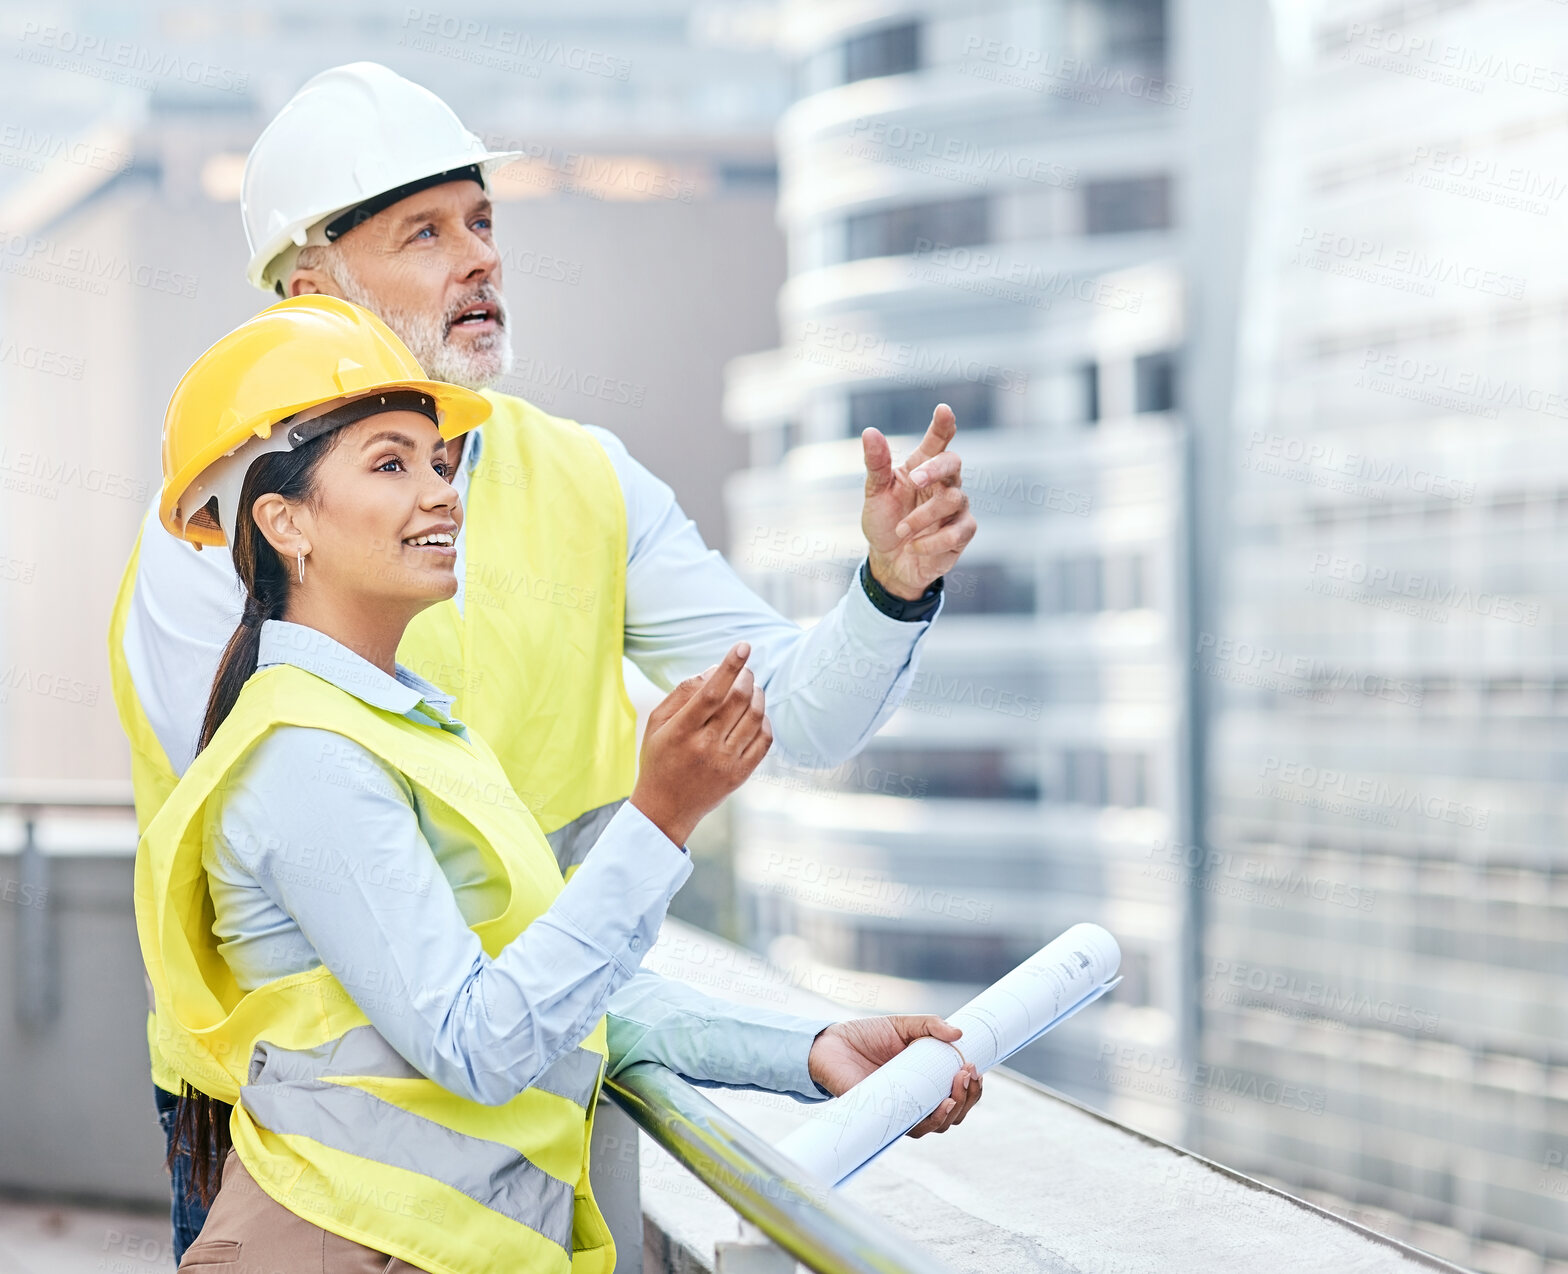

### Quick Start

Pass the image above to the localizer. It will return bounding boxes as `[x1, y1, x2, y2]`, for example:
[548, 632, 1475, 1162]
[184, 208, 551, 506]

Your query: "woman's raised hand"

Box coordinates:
[630, 643, 772, 847]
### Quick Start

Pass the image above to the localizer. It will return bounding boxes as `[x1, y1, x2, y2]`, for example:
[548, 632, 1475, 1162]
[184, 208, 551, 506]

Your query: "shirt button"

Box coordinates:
[629, 936, 642, 952]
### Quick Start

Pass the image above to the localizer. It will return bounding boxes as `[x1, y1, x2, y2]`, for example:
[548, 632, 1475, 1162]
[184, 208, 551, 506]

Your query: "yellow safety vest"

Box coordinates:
[107, 392, 638, 1093]
[137, 661, 615, 1274]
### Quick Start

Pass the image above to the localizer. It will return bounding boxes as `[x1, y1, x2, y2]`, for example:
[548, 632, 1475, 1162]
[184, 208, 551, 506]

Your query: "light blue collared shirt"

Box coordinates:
[205, 620, 832, 1105]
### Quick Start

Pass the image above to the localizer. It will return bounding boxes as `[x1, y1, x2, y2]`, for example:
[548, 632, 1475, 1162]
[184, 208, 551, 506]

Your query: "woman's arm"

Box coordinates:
[213, 726, 691, 1106]
[209, 644, 770, 1105]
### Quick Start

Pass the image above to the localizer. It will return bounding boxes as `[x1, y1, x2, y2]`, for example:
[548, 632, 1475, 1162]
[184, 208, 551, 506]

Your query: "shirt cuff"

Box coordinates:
[802, 1023, 835, 1100]
[549, 802, 693, 977]
[842, 565, 943, 648]
[765, 1016, 837, 1102]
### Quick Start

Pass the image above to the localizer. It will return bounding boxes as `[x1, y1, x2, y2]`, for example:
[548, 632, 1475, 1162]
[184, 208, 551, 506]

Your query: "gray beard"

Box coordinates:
[331, 260, 514, 391]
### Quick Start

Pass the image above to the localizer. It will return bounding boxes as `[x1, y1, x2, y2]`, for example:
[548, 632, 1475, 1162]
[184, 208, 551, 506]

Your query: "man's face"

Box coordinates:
[289, 181, 511, 390]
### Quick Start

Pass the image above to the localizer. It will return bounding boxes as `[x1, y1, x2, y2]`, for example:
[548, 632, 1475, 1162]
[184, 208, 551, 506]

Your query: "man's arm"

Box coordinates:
[606, 969, 833, 1101]
[121, 503, 246, 776]
[606, 970, 984, 1134]
[594, 407, 976, 769]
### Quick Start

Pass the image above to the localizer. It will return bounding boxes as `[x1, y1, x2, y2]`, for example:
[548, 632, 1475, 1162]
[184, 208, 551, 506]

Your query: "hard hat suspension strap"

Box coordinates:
[283, 390, 440, 447]
[323, 164, 485, 243]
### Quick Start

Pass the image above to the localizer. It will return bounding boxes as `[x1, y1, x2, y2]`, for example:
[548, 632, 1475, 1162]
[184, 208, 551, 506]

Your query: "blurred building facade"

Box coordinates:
[722, 0, 1198, 1138]
[1200, 1, 1568, 1270]
[0, 1, 789, 782]
[725, 1, 1568, 1270]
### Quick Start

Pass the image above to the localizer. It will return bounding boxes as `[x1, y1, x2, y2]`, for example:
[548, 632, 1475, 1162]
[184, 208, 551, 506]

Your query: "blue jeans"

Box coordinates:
[153, 1085, 212, 1266]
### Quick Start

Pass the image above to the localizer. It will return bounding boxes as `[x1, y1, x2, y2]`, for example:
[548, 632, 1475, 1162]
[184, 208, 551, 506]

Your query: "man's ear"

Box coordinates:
[288, 268, 333, 298]
[252, 492, 311, 559]
[288, 260, 349, 299]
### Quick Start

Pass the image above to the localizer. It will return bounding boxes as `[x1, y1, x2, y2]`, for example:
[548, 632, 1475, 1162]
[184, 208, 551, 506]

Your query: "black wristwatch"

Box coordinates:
[860, 558, 944, 622]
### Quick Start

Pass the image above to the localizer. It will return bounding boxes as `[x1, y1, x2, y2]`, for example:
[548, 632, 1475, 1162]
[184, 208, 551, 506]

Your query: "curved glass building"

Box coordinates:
[722, 0, 1196, 1137]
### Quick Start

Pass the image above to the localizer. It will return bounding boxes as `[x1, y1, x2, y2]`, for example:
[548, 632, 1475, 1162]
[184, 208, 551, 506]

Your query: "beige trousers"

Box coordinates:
[177, 1150, 429, 1273]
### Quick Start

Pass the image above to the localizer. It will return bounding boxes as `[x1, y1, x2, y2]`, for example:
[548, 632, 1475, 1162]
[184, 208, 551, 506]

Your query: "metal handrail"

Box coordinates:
[3, 788, 944, 1270]
[606, 1062, 957, 1274]
[2, 787, 138, 1032]
[0, 780, 137, 810]
[1, 788, 1469, 1272]
[0, 788, 134, 1034]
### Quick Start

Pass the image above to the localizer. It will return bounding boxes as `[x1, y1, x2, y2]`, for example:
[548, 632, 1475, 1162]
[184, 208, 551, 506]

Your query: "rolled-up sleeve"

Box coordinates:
[606, 969, 833, 1102]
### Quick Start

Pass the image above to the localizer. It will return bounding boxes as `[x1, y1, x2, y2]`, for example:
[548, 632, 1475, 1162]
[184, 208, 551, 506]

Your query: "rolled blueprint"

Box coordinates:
[778, 923, 1121, 1187]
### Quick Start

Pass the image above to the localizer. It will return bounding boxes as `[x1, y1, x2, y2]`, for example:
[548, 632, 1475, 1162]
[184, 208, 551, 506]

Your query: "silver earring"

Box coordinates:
[297, 548, 306, 584]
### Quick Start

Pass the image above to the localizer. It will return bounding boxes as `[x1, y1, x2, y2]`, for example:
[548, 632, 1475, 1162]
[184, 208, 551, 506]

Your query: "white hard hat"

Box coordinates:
[241, 62, 523, 295]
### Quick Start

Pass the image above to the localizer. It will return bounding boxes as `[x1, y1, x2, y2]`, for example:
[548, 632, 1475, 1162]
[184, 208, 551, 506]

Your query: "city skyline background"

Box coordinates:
[0, 2, 1564, 1273]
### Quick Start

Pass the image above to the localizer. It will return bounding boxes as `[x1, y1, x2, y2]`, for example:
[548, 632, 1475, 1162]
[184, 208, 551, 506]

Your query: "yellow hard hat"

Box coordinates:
[161, 294, 491, 547]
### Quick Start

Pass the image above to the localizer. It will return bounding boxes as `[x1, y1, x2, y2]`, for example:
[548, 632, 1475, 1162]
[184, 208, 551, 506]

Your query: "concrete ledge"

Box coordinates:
[640, 919, 1467, 1274]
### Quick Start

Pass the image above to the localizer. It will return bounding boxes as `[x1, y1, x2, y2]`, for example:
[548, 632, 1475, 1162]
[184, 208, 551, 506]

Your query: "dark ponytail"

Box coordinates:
[170, 430, 337, 1204]
[196, 437, 336, 752]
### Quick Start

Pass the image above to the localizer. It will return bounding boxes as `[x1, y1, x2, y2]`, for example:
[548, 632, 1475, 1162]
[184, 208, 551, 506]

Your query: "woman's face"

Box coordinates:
[287, 410, 464, 614]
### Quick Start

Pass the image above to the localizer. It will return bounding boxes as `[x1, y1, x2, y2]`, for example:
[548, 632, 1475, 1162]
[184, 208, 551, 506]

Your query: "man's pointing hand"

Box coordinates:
[861, 403, 977, 601]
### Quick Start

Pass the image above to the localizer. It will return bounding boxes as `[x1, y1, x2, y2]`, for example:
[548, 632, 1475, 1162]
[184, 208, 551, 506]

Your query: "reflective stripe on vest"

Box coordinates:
[248, 1026, 603, 1110]
[241, 1028, 603, 1256]
[239, 1080, 576, 1255]
[545, 799, 626, 875]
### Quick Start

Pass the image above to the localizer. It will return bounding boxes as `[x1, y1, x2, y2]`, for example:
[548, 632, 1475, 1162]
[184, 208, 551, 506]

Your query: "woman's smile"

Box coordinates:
[403, 524, 458, 560]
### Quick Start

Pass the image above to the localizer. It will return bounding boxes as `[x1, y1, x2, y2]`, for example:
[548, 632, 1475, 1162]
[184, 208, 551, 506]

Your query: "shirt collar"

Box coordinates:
[462, 424, 483, 473]
[256, 619, 465, 734]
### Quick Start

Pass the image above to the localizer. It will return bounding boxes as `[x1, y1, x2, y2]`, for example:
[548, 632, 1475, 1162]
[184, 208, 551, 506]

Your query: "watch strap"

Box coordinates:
[860, 558, 943, 622]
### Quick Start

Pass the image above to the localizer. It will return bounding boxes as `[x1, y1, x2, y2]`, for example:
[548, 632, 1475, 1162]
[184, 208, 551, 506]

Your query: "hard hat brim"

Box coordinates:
[161, 378, 492, 548]
[245, 150, 524, 294]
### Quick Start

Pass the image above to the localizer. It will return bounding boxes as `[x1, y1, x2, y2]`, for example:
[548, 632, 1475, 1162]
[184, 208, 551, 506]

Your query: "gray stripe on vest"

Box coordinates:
[545, 798, 625, 873]
[251, 1028, 601, 1111]
[249, 1025, 420, 1085]
[532, 1046, 602, 1110]
[240, 1079, 574, 1253]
